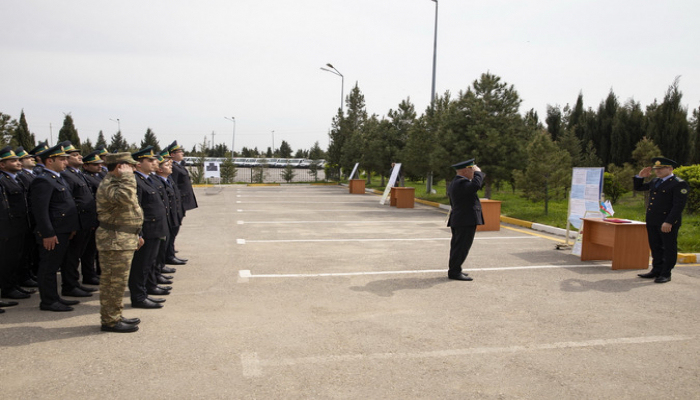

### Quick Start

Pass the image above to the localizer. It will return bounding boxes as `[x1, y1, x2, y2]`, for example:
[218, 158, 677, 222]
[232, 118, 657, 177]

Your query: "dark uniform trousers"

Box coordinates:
[448, 226, 477, 277]
[129, 172, 168, 303]
[61, 228, 92, 290]
[0, 173, 30, 293]
[37, 232, 72, 305]
[647, 224, 680, 278]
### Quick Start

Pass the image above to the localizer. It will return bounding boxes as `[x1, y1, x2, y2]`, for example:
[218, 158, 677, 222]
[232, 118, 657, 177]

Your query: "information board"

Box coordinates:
[379, 163, 402, 205]
[568, 167, 604, 230]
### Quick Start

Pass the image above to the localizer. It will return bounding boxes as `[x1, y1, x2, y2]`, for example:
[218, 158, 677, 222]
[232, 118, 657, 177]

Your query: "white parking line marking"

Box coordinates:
[237, 220, 439, 225]
[237, 264, 610, 279]
[237, 237, 536, 244]
[240, 335, 694, 377]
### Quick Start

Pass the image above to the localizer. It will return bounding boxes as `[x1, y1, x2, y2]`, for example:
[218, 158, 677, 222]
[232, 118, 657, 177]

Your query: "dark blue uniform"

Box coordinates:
[633, 174, 689, 278]
[0, 172, 31, 297]
[446, 171, 485, 278]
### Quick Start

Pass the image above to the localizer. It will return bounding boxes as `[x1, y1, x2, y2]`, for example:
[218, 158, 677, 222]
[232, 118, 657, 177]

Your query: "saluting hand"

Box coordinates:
[472, 165, 481, 172]
[638, 166, 652, 178]
[43, 236, 59, 251]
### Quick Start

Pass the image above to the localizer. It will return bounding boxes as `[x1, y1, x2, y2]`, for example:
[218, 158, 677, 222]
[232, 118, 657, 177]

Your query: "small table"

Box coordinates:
[349, 179, 365, 194]
[390, 187, 415, 208]
[580, 218, 650, 270]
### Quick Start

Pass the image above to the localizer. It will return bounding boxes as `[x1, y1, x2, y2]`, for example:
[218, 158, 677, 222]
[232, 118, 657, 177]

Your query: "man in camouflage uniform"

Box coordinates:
[96, 153, 144, 333]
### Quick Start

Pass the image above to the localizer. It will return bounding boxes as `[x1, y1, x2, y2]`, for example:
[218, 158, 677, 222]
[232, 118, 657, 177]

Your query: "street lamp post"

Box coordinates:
[271, 130, 275, 155]
[224, 117, 236, 158]
[426, 0, 439, 194]
[110, 118, 121, 132]
[320, 63, 344, 111]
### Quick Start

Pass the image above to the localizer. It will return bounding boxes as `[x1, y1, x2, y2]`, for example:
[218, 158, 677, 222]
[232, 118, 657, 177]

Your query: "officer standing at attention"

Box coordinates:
[96, 153, 143, 333]
[129, 146, 169, 309]
[15, 147, 40, 287]
[633, 157, 689, 283]
[29, 141, 49, 175]
[0, 183, 19, 313]
[167, 141, 195, 265]
[59, 141, 99, 297]
[81, 150, 105, 281]
[446, 159, 485, 281]
[29, 144, 81, 311]
[0, 147, 32, 301]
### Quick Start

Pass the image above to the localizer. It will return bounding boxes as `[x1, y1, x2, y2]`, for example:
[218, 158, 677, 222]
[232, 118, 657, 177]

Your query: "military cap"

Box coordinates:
[28, 141, 49, 156]
[95, 145, 109, 155]
[37, 143, 69, 158]
[82, 150, 104, 164]
[60, 141, 80, 153]
[14, 146, 31, 159]
[651, 157, 678, 169]
[0, 146, 19, 160]
[158, 149, 172, 159]
[451, 159, 475, 170]
[104, 152, 137, 165]
[132, 146, 157, 161]
[155, 155, 167, 164]
[167, 141, 183, 153]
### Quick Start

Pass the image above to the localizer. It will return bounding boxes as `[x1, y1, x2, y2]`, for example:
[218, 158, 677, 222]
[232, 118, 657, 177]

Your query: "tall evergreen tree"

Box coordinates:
[278, 140, 293, 158]
[595, 90, 619, 165]
[557, 128, 582, 167]
[308, 141, 325, 160]
[0, 112, 18, 146]
[13, 110, 35, 149]
[140, 128, 160, 151]
[96, 130, 107, 148]
[545, 105, 563, 141]
[108, 131, 128, 152]
[58, 113, 81, 147]
[691, 107, 700, 164]
[82, 138, 94, 154]
[645, 77, 691, 164]
[338, 83, 368, 177]
[568, 92, 586, 143]
[609, 99, 644, 166]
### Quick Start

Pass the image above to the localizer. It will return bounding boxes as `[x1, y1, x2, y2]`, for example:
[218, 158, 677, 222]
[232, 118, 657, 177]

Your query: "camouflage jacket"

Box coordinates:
[95, 172, 144, 251]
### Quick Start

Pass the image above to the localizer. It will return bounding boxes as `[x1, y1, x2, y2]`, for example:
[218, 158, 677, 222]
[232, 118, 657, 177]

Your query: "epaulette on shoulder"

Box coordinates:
[673, 176, 684, 182]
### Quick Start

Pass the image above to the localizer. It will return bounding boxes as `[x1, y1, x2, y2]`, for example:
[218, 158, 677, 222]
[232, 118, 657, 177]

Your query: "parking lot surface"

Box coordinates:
[1, 185, 699, 399]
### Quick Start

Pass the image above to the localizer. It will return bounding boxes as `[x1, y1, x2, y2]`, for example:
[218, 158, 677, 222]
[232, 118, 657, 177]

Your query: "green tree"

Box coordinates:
[338, 84, 368, 178]
[610, 99, 644, 166]
[278, 140, 293, 158]
[282, 164, 295, 183]
[580, 140, 603, 167]
[513, 131, 572, 214]
[108, 131, 129, 153]
[545, 104, 564, 142]
[604, 163, 636, 204]
[308, 160, 321, 181]
[631, 137, 662, 170]
[13, 110, 35, 149]
[308, 141, 325, 160]
[82, 138, 94, 154]
[557, 128, 582, 167]
[691, 107, 700, 164]
[140, 128, 160, 151]
[220, 156, 237, 184]
[0, 112, 18, 146]
[645, 77, 691, 164]
[58, 113, 81, 147]
[96, 130, 107, 148]
[595, 90, 619, 165]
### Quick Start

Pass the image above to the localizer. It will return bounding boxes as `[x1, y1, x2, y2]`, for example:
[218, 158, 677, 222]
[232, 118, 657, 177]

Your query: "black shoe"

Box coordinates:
[157, 285, 173, 291]
[58, 298, 80, 306]
[160, 274, 174, 280]
[147, 288, 170, 296]
[83, 277, 100, 285]
[78, 285, 98, 293]
[40, 302, 74, 312]
[20, 278, 39, 288]
[121, 317, 141, 325]
[101, 321, 139, 333]
[132, 299, 163, 309]
[147, 297, 166, 303]
[61, 287, 93, 297]
[0, 308, 4, 313]
[157, 276, 173, 284]
[2, 289, 31, 299]
[175, 257, 188, 262]
[0, 300, 19, 307]
[654, 276, 671, 284]
[448, 273, 473, 281]
[161, 266, 177, 274]
[165, 258, 186, 265]
[15, 286, 38, 294]
[637, 272, 658, 279]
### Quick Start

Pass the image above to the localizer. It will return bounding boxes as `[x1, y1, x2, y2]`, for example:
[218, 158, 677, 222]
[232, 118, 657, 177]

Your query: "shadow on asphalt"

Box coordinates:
[1, 324, 102, 347]
[349, 276, 450, 297]
[560, 278, 652, 293]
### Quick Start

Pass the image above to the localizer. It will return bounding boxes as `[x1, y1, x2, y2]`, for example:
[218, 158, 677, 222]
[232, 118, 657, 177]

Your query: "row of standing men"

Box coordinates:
[0, 141, 197, 329]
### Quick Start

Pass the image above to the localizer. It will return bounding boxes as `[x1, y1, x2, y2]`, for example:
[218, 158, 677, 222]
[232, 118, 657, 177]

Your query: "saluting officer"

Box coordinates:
[29, 144, 81, 312]
[0, 147, 32, 300]
[633, 157, 690, 283]
[59, 141, 99, 296]
[129, 146, 168, 309]
[446, 159, 485, 282]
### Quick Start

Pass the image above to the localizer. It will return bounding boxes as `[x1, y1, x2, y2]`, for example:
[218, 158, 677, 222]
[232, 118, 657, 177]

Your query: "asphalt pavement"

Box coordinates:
[1, 184, 699, 399]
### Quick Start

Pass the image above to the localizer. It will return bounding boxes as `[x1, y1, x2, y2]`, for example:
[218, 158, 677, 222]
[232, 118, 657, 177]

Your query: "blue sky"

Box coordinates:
[2, 0, 698, 153]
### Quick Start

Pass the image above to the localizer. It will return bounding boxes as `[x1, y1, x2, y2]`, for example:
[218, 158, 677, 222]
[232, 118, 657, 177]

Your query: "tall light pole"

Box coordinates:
[271, 130, 275, 155]
[320, 63, 344, 111]
[224, 116, 236, 157]
[426, 0, 439, 194]
[110, 118, 121, 132]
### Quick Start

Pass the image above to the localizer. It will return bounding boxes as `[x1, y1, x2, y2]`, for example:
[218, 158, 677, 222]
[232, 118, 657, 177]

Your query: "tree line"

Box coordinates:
[327, 72, 699, 210]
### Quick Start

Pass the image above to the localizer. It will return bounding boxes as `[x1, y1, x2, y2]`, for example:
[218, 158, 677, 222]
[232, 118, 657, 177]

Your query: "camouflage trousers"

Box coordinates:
[99, 250, 135, 327]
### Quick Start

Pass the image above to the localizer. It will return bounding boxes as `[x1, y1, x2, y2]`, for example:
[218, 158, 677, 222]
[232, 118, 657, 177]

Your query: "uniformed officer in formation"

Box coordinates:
[15, 147, 40, 287]
[166, 141, 195, 265]
[633, 157, 690, 283]
[446, 159, 485, 282]
[0, 182, 18, 313]
[0, 147, 33, 301]
[153, 152, 181, 287]
[29, 141, 49, 175]
[96, 152, 143, 333]
[81, 150, 105, 281]
[29, 144, 81, 311]
[129, 146, 169, 309]
[58, 141, 99, 297]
